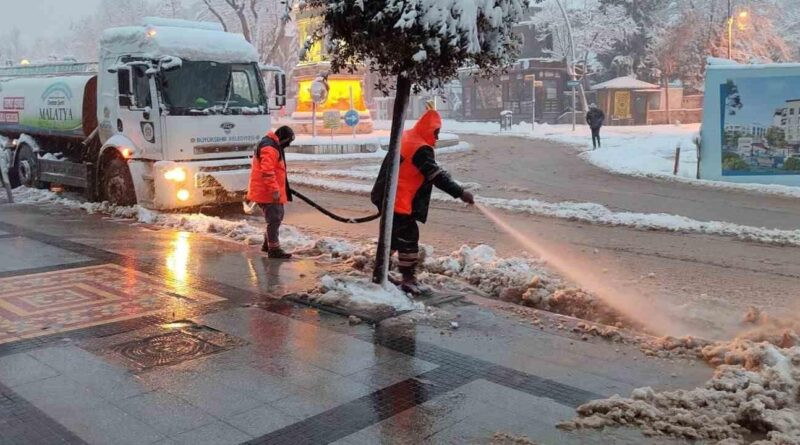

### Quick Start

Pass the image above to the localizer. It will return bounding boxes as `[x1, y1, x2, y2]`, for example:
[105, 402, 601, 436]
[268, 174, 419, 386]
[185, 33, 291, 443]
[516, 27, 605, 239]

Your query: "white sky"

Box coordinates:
[2, 0, 103, 44]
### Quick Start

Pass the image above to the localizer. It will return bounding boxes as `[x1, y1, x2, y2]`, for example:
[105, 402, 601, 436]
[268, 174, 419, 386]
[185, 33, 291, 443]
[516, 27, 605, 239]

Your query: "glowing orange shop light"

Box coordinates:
[296, 78, 368, 113]
[146, 28, 158, 38]
[120, 147, 133, 159]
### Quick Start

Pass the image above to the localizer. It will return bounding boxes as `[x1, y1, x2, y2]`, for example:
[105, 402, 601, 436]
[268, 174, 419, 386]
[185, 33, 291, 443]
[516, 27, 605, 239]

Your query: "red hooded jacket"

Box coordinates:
[247, 132, 290, 204]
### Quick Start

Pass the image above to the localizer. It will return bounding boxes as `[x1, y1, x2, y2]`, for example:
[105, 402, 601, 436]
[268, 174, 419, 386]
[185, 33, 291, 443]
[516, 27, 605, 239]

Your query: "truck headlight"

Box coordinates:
[164, 167, 187, 182]
[176, 189, 190, 201]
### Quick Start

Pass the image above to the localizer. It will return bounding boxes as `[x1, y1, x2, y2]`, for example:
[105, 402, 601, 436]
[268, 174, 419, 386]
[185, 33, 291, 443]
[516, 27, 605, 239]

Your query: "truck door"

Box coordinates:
[117, 65, 162, 157]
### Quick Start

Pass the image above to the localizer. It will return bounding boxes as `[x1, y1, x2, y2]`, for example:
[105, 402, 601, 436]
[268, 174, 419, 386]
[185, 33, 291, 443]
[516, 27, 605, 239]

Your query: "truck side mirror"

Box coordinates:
[117, 69, 133, 107]
[274, 72, 286, 98]
[272, 72, 286, 108]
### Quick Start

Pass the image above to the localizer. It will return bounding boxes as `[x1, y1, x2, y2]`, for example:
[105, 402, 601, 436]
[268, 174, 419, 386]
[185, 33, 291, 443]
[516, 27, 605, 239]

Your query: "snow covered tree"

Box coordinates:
[596, 0, 673, 81]
[643, 0, 797, 92]
[528, 0, 633, 79]
[304, 0, 527, 285]
[528, 0, 634, 110]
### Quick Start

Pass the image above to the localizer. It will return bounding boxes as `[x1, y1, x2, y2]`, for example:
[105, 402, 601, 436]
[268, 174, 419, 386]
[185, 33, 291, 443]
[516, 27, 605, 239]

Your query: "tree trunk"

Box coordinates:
[664, 77, 671, 125]
[236, 10, 252, 43]
[372, 75, 412, 287]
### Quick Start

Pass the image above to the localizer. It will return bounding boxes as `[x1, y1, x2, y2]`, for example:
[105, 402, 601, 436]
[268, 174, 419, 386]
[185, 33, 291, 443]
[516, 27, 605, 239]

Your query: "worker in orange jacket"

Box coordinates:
[248, 126, 295, 259]
[372, 109, 474, 294]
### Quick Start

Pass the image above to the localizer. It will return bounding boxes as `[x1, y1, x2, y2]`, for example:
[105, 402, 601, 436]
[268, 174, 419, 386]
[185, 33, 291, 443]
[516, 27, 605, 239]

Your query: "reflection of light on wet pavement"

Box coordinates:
[161, 321, 194, 329]
[166, 231, 191, 303]
[166, 232, 190, 283]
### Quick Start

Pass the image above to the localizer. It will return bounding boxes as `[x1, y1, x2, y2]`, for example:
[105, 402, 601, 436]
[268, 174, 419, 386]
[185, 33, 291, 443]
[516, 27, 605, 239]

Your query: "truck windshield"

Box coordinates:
[159, 61, 266, 115]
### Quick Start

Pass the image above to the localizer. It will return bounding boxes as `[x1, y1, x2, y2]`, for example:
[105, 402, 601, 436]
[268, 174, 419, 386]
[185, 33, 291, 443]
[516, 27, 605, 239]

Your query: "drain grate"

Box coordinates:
[109, 325, 244, 370]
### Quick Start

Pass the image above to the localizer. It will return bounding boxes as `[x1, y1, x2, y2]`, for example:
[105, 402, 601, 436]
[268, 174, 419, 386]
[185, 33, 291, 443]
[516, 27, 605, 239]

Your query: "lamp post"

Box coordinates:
[727, 0, 749, 60]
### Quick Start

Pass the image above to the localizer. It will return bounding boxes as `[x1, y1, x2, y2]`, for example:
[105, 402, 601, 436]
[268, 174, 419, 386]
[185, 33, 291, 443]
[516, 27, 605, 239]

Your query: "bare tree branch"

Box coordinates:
[223, 0, 252, 42]
[202, 0, 229, 31]
[250, 0, 259, 21]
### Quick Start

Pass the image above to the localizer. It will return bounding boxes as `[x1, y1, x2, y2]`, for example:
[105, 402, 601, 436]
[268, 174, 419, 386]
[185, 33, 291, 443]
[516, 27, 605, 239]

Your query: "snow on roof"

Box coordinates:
[141, 17, 224, 32]
[591, 76, 659, 90]
[100, 25, 259, 63]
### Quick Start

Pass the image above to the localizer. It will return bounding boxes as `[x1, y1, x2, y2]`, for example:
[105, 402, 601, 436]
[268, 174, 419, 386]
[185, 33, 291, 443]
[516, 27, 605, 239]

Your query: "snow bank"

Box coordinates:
[480, 196, 800, 247]
[561, 317, 800, 444]
[562, 344, 800, 444]
[11, 187, 314, 250]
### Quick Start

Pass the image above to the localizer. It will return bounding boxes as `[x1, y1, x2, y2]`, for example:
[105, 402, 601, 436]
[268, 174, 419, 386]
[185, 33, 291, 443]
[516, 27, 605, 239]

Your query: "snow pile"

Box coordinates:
[136, 208, 314, 250]
[302, 275, 420, 317]
[561, 321, 800, 444]
[424, 244, 543, 294]
[12, 187, 141, 218]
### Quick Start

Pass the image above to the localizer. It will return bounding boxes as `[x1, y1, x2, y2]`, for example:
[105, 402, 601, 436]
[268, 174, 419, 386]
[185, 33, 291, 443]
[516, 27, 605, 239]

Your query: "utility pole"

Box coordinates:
[727, 0, 733, 59]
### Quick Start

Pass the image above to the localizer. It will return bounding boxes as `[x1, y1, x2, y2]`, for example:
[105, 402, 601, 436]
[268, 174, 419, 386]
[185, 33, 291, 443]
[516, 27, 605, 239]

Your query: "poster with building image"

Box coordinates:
[720, 76, 800, 175]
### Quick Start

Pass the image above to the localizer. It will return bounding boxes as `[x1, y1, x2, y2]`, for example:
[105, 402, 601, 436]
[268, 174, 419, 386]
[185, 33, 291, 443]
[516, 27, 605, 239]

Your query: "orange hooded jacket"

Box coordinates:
[247, 132, 290, 204]
[394, 110, 442, 215]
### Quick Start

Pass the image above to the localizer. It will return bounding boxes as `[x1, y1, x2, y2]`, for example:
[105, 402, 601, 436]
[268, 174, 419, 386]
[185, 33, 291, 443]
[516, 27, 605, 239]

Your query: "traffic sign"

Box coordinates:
[323, 111, 341, 129]
[567, 80, 581, 88]
[344, 109, 359, 127]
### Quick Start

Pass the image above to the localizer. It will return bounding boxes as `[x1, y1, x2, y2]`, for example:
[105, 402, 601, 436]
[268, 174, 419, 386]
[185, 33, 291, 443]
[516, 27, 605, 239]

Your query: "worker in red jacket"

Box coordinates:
[372, 109, 474, 294]
[248, 126, 295, 259]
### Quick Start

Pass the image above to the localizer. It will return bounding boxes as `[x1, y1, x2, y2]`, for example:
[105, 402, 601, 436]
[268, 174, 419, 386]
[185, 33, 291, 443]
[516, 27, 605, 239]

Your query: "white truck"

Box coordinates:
[0, 17, 286, 209]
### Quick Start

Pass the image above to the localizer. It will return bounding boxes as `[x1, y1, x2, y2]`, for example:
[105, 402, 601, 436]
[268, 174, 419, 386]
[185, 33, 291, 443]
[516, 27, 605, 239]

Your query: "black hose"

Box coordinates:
[291, 189, 381, 224]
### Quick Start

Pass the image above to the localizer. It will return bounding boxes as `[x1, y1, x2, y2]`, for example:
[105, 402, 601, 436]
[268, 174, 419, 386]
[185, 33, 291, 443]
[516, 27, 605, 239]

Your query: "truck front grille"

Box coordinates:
[193, 144, 254, 155]
[198, 164, 250, 173]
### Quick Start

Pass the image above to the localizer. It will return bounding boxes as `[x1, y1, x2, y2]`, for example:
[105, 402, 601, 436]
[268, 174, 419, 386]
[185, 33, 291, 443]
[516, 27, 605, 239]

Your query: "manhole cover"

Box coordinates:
[110, 329, 236, 370]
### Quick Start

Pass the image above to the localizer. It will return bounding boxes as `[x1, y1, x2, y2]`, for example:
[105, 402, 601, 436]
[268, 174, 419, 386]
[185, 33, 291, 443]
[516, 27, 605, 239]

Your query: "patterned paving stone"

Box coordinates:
[0, 264, 225, 344]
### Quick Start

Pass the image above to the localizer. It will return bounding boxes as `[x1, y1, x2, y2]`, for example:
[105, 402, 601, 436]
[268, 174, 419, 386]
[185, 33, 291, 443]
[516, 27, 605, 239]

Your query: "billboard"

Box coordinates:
[720, 76, 800, 176]
[700, 60, 800, 187]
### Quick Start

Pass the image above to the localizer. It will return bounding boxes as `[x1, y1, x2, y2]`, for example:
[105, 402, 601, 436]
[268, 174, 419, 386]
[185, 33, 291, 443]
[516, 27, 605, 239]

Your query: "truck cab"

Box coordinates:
[97, 17, 285, 209]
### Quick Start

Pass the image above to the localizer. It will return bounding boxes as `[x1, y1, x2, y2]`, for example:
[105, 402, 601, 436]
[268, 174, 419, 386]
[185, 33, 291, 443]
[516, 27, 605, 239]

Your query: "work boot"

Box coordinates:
[261, 241, 269, 253]
[400, 275, 432, 297]
[268, 248, 292, 259]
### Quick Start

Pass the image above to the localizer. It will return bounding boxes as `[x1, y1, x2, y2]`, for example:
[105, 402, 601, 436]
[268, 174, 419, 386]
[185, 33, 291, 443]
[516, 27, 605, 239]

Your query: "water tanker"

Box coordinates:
[0, 17, 286, 209]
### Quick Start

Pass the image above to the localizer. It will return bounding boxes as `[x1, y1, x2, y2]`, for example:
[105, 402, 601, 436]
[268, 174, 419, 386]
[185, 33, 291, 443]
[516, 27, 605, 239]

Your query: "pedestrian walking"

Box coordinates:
[248, 126, 295, 259]
[371, 108, 475, 295]
[586, 103, 605, 149]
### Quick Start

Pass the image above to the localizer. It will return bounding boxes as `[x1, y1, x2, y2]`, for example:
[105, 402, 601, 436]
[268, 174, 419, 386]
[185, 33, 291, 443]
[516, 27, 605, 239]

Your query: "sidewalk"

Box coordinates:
[0, 201, 711, 445]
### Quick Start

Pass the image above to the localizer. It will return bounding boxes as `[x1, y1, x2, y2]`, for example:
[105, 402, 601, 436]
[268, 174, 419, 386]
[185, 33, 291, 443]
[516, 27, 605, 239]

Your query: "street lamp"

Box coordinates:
[727, 3, 750, 60]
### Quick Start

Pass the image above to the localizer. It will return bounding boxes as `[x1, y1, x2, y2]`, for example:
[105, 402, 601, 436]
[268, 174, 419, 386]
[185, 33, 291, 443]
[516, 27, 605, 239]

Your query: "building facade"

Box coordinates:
[458, 20, 568, 124]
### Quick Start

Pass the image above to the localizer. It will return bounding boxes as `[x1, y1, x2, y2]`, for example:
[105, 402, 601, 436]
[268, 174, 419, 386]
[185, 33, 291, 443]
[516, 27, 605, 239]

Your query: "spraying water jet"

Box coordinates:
[474, 202, 692, 336]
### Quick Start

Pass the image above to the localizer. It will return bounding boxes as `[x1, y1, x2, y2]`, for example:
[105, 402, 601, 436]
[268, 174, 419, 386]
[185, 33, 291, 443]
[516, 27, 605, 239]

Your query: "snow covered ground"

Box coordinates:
[375, 119, 800, 198]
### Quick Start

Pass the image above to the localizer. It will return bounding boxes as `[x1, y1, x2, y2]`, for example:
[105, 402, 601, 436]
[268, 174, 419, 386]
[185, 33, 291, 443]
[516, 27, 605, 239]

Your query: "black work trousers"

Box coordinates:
[261, 203, 285, 249]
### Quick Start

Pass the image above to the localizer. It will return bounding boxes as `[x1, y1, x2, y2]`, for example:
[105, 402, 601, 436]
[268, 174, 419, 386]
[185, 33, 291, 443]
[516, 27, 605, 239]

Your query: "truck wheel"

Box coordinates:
[102, 158, 136, 206]
[14, 144, 41, 188]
